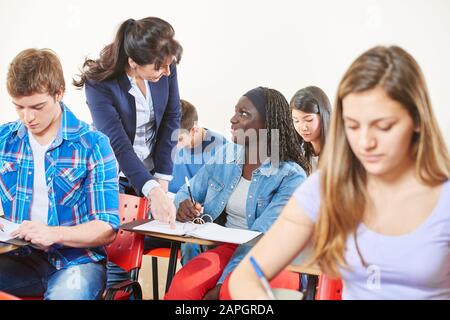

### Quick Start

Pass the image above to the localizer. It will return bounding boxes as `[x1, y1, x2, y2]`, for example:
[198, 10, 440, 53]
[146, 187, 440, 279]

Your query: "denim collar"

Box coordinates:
[221, 143, 280, 176]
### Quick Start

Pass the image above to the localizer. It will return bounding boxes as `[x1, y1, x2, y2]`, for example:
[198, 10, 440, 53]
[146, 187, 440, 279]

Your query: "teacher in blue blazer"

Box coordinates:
[74, 17, 182, 222]
[74, 17, 182, 287]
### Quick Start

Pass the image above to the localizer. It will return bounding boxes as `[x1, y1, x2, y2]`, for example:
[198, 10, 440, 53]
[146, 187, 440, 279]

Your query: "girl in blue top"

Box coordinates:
[229, 46, 450, 300]
[165, 87, 309, 300]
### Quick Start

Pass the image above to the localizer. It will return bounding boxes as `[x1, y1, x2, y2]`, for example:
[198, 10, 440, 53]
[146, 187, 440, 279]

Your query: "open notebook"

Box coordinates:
[133, 220, 262, 244]
[0, 217, 21, 243]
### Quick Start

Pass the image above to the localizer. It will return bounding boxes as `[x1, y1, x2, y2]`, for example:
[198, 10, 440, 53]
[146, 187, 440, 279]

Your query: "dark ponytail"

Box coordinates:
[73, 17, 182, 88]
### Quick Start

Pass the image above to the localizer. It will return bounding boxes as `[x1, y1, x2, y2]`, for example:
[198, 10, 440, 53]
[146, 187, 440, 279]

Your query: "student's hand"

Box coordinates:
[148, 187, 176, 227]
[10, 220, 62, 251]
[177, 200, 202, 222]
[157, 179, 169, 193]
[203, 284, 222, 300]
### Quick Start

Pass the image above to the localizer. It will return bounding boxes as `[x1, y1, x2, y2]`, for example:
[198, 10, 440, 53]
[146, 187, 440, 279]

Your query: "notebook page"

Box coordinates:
[186, 223, 261, 244]
[0, 217, 20, 242]
[133, 220, 198, 236]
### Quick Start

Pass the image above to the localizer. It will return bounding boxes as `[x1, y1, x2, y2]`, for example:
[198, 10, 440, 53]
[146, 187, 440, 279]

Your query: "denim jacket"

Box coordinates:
[174, 143, 306, 284]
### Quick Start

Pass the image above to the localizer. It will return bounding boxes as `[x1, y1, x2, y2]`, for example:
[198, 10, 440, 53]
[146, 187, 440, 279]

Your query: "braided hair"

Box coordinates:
[265, 88, 311, 174]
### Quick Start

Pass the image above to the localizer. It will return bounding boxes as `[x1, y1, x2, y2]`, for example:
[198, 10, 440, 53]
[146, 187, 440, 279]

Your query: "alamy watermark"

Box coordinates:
[170, 128, 280, 171]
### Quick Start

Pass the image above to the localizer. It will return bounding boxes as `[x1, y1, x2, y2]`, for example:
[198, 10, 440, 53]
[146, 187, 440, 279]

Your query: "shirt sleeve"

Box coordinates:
[141, 179, 160, 198]
[85, 134, 120, 231]
[154, 172, 173, 181]
[293, 171, 321, 222]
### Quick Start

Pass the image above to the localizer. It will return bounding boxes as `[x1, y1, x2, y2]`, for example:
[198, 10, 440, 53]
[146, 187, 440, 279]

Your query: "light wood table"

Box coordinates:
[0, 242, 18, 254]
[121, 219, 225, 293]
[288, 263, 321, 276]
[288, 248, 322, 300]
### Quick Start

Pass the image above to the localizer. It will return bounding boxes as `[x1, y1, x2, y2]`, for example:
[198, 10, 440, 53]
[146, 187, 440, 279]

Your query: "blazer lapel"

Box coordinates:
[149, 81, 164, 129]
[118, 73, 137, 141]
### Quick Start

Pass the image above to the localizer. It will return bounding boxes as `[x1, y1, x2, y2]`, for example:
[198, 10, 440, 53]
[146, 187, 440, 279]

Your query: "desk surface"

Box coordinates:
[121, 219, 221, 246]
[288, 263, 321, 276]
[0, 242, 18, 254]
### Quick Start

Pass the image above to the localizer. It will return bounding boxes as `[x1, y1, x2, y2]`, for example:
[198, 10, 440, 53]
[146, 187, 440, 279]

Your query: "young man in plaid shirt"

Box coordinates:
[0, 49, 120, 300]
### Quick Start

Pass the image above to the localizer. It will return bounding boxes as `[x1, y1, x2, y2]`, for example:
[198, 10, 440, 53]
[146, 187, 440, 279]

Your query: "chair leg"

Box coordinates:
[300, 273, 308, 293]
[165, 241, 181, 293]
[304, 274, 319, 300]
[133, 283, 143, 300]
[152, 257, 159, 300]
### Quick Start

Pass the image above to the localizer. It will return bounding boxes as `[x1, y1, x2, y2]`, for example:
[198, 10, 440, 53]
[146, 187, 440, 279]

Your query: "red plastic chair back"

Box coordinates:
[105, 193, 149, 272]
[0, 291, 21, 300]
[315, 275, 343, 300]
[144, 247, 180, 259]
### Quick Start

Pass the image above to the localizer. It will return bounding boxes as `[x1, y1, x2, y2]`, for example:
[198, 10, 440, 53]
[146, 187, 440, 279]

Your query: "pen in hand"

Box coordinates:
[185, 176, 195, 205]
[183, 177, 203, 221]
[249, 256, 276, 300]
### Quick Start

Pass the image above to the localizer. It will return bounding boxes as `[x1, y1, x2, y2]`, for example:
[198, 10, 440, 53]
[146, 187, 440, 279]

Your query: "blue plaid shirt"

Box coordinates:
[0, 103, 120, 269]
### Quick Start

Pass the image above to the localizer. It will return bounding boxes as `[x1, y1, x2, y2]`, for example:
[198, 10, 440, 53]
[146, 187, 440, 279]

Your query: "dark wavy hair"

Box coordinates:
[290, 86, 331, 165]
[73, 17, 182, 87]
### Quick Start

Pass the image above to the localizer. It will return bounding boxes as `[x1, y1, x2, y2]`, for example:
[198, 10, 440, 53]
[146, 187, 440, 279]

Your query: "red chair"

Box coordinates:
[144, 247, 181, 300]
[18, 194, 148, 300]
[315, 275, 343, 300]
[0, 291, 21, 300]
[104, 193, 149, 300]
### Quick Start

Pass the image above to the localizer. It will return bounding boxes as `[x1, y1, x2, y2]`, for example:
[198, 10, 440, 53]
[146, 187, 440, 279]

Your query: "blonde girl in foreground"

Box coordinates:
[228, 45, 450, 299]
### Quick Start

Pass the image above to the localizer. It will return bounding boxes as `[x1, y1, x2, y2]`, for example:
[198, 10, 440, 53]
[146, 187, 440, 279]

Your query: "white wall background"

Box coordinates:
[1, 0, 449, 146]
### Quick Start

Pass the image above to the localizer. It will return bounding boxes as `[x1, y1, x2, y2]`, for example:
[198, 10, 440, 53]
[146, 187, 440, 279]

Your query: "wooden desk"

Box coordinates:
[121, 219, 224, 292]
[288, 264, 321, 300]
[288, 247, 322, 300]
[0, 243, 18, 254]
[288, 264, 321, 276]
[121, 219, 220, 246]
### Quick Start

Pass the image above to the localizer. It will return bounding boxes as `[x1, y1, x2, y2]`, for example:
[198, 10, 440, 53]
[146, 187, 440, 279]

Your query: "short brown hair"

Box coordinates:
[7, 48, 65, 97]
[180, 99, 198, 130]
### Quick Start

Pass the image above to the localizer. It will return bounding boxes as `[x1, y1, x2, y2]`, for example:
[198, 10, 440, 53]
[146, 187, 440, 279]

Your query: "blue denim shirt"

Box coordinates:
[174, 143, 306, 284]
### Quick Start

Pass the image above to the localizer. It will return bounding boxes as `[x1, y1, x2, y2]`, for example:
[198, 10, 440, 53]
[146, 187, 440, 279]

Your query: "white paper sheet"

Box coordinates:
[0, 217, 20, 242]
[133, 220, 261, 244]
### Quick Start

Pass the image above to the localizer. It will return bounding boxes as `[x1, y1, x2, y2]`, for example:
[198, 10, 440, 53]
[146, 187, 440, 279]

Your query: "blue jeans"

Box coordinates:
[0, 247, 106, 300]
[180, 243, 202, 266]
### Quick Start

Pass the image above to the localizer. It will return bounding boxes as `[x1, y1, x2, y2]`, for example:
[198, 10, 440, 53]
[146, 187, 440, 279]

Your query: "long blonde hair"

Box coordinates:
[312, 46, 450, 277]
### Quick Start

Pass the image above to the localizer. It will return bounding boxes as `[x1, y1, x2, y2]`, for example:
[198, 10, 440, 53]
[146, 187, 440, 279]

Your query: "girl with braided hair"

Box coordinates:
[165, 87, 308, 300]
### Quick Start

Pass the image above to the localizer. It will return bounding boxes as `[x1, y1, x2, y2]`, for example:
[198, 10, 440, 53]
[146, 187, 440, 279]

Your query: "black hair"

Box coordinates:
[73, 17, 182, 87]
[290, 86, 331, 166]
[265, 88, 311, 174]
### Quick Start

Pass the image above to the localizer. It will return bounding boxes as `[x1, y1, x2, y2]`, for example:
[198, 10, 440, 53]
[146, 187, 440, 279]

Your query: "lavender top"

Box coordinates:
[294, 172, 450, 300]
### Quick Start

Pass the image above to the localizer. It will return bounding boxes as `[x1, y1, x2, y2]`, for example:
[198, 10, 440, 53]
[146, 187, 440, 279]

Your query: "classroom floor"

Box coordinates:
[137, 256, 182, 300]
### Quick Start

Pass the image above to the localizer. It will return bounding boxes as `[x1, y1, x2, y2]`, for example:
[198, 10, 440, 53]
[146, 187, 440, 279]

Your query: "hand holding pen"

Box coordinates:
[249, 256, 276, 300]
[176, 177, 203, 222]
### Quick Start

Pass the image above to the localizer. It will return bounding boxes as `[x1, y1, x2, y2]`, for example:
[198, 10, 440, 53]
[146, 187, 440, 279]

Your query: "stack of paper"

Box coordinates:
[0, 217, 20, 243]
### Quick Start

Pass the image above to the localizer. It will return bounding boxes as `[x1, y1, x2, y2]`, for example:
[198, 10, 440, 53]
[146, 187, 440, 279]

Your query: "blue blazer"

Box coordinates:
[85, 64, 181, 195]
